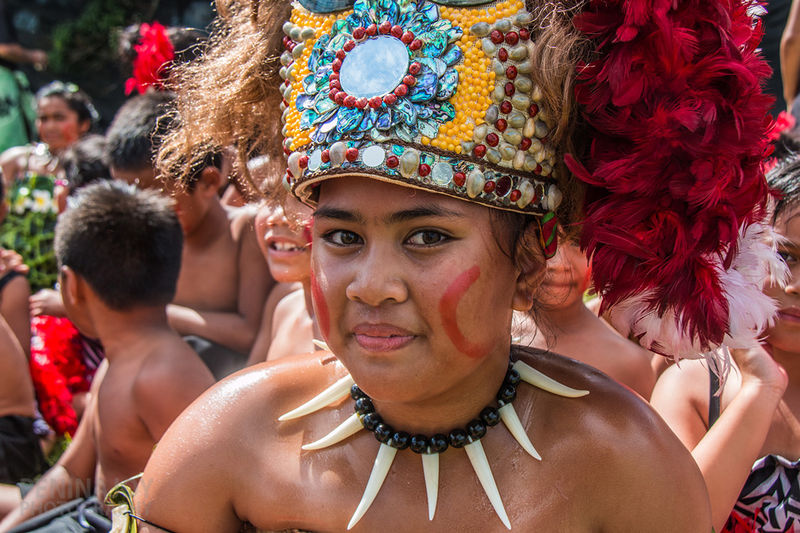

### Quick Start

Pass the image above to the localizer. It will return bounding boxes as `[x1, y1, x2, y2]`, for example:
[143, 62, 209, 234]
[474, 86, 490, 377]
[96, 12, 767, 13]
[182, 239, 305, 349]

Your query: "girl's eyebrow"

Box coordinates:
[385, 206, 465, 225]
[313, 206, 365, 223]
[313, 205, 466, 225]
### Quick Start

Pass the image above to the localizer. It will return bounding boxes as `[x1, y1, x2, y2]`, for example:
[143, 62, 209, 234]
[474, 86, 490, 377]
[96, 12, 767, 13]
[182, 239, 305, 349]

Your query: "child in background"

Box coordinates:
[106, 92, 273, 379]
[246, 155, 318, 364]
[0, 82, 98, 293]
[513, 236, 656, 398]
[651, 155, 800, 531]
[26, 134, 112, 437]
[248, 187, 317, 364]
[0, 181, 214, 533]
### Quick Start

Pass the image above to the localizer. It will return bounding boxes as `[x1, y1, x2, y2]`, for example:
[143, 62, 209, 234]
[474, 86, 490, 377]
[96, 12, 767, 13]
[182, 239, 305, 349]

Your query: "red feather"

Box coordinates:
[571, 0, 773, 352]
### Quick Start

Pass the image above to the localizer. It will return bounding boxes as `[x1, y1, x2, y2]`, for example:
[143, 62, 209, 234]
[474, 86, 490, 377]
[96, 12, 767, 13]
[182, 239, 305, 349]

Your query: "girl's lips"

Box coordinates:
[777, 307, 800, 324]
[266, 236, 307, 256]
[352, 324, 415, 352]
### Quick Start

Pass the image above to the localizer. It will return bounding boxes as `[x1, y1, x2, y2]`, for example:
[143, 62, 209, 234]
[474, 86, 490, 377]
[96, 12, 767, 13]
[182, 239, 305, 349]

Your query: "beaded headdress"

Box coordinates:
[281, 0, 562, 255]
[280, 0, 786, 360]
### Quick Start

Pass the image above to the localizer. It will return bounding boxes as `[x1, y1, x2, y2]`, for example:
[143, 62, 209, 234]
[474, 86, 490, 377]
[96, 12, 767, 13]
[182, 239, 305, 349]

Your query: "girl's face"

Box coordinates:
[539, 238, 590, 310]
[36, 96, 88, 153]
[255, 194, 313, 284]
[311, 177, 531, 402]
[765, 204, 800, 353]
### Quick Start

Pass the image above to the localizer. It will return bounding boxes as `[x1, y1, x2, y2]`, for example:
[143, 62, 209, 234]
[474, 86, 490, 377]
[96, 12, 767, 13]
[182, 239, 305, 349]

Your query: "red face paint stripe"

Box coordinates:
[439, 265, 490, 359]
[310, 269, 330, 339]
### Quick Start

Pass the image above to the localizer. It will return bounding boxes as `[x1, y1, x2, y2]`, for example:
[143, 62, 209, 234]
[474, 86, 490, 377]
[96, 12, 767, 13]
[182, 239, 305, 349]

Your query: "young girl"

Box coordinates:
[652, 155, 800, 532]
[248, 188, 319, 363]
[0, 81, 96, 292]
[107, 0, 782, 530]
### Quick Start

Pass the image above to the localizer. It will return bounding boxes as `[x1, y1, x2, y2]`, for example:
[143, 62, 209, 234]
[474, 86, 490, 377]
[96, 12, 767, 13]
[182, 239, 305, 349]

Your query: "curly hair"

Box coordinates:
[158, 0, 592, 226]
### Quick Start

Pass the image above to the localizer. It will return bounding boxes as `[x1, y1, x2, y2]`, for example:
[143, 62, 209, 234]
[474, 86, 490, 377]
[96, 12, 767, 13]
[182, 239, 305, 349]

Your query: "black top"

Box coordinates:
[0, 1, 19, 70]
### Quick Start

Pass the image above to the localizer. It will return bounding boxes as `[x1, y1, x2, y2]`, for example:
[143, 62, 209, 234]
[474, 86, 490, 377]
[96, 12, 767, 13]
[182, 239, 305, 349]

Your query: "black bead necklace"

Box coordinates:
[350, 361, 521, 455]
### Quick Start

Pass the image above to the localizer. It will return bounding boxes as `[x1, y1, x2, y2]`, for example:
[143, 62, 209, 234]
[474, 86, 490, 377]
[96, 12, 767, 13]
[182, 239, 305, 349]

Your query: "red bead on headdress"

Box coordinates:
[566, 0, 782, 357]
[124, 22, 175, 96]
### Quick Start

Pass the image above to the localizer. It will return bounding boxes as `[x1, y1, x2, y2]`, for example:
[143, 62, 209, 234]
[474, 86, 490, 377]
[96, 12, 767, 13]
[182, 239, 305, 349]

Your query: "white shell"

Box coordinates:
[330, 142, 347, 166]
[466, 170, 485, 198]
[517, 180, 535, 208]
[287, 152, 303, 179]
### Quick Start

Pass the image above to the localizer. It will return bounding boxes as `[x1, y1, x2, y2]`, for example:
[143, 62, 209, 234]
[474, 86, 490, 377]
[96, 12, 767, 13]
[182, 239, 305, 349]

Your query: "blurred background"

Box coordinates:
[7, 0, 215, 128]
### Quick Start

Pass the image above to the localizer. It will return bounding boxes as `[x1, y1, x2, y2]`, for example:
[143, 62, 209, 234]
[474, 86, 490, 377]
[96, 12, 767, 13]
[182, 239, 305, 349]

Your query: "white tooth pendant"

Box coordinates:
[421, 453, 439, 520]
[347, 443, 398, 530]
[302, 413, 364, 451]
[513, 361, 589, 398]
[498, 404, 541, 460]
[278, 374, 355, 421]
[312, 339, 330, 351]
[464, 440, 511, 530]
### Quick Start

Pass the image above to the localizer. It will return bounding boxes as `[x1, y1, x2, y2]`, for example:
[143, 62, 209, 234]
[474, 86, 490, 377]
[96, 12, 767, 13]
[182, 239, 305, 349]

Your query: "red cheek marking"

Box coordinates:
[439, 265, 491, 359]
[310, 269, 330, 339]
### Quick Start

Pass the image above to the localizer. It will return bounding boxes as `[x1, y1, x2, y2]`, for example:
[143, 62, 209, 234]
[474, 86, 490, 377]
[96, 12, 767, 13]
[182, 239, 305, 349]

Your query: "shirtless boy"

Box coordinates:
[0, 182, 214, 532]
[105, 92, 274, 378]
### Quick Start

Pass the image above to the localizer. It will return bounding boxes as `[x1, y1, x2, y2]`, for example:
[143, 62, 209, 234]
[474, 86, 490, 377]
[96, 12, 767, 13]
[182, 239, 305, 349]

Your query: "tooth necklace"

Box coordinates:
[278, 350, 589, 530]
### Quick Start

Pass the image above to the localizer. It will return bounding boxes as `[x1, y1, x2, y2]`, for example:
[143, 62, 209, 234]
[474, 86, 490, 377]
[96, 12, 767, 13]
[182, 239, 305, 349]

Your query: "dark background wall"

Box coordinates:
[8, 0, 215, 129]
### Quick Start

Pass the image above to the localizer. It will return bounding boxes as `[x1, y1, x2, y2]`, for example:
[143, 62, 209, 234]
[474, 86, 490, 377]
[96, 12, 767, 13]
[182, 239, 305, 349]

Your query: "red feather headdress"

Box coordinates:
[567, 0, 787, 358]
[125, 22, 175, 96]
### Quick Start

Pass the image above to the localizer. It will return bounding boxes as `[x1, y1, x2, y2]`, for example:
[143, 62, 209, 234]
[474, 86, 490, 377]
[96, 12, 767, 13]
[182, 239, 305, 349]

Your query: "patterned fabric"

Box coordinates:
[0, 173, 59, 292]
[723, 454, 800, 532]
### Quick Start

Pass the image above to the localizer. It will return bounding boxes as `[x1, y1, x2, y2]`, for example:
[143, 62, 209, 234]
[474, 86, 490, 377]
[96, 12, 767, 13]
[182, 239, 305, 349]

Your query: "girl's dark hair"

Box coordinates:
[61, 134, 111, 196]
[767, 152, 800, 224]
[35, 81, 99, 126]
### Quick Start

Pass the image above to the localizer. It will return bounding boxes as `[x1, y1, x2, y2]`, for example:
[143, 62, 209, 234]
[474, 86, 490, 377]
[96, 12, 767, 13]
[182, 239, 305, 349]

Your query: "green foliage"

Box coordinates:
[49, 0, 158, 75]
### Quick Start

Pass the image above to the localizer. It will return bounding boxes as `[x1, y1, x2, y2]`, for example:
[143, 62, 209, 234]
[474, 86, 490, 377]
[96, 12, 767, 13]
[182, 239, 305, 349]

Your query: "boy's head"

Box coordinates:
[61, 134, 111, 197]
[106, 90, 224, 235]
[106, 91, 177, 188]
[55, 181, 183, 318]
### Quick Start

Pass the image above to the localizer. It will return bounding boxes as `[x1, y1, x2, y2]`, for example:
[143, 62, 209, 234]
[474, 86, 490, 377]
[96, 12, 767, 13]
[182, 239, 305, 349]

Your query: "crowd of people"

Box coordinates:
[0, 0, 795, 532]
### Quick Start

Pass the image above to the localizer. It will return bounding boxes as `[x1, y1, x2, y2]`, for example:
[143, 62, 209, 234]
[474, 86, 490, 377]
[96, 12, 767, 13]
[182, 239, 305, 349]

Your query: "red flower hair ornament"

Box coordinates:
[567, 0, 788, 364]
[125, 22, 175, 95]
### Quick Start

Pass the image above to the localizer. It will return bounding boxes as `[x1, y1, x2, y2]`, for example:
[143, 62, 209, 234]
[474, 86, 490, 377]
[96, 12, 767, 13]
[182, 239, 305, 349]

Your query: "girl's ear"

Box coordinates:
[511, 223, 546, 312]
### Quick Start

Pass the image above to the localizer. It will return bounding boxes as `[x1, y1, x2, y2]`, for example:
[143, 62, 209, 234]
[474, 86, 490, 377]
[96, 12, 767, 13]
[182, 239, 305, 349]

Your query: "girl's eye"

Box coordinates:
[406, 230, 449, 246]
[324, 230, 362, 246]
[778, 250, 797, 264]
